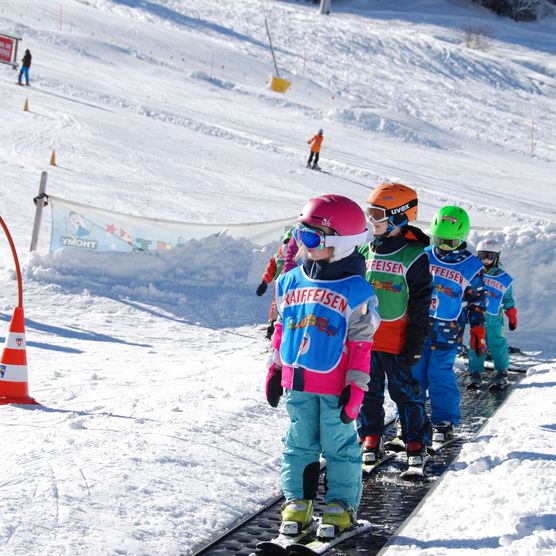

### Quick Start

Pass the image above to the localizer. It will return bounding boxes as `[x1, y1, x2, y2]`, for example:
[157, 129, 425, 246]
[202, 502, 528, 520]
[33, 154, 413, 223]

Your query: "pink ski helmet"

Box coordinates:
[297, 194, 367, 236]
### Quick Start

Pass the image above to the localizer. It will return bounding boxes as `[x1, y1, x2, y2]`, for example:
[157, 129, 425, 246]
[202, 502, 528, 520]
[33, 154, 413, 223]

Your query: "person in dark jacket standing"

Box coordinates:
[357, 182, 433, 474]
[18, 49, 32, 86]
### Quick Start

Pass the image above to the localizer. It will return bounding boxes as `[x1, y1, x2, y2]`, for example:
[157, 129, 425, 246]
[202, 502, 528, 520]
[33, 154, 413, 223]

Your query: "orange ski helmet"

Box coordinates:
[366, 182, 418, 231]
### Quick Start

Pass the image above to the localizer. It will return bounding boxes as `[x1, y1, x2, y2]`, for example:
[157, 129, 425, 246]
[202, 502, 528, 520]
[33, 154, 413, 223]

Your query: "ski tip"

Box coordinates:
[400, 470, 427, 482]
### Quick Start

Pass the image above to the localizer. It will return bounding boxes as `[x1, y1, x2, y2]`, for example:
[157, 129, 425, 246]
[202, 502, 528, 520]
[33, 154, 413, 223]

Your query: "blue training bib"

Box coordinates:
[277, 267, 374, 373]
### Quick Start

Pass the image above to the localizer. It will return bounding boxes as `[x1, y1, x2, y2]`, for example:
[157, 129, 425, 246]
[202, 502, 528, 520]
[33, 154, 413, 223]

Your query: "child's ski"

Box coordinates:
[384, 436, 406, 452]
[489, 380, 510, 392]
[430, 437, 456, 454]
[362, 451, 395, 474]
[256, 520, 318, 553]
[286, 519, 372, 555]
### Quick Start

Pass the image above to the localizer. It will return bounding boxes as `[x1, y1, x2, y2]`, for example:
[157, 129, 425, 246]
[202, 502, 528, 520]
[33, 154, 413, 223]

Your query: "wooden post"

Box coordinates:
[29, 172, 48, 252]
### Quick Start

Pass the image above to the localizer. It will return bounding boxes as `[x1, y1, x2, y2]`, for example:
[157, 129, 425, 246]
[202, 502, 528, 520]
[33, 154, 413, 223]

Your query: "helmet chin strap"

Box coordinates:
[330, 246, 355, 262]
[323, 230, 368, 263]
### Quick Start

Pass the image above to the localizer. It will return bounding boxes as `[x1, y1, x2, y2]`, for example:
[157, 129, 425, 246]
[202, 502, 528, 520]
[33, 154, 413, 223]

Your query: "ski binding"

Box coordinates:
[362, 451, 395, 474]
[400, 453, 430, 481]
[256, 520, 317, 553]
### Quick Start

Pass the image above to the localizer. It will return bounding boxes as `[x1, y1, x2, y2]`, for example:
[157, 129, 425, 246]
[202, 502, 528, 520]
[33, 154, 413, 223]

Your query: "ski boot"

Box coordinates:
[280, 499, 314, 536]
[400, 441, 429, 479]
[404, 441, 428, 473]
[361, 434, 384, 465]
[318, 501, 356, 539]
[431, 421, 455, 453]
[489, 370, 509, 392]
[433, 421, 454, 442]
[467, 372, 482, 390]
[312, 164, 320, 171]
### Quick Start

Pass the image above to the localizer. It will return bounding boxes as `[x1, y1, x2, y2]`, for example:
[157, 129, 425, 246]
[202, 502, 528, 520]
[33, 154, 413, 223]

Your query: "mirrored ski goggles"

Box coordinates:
[477, 251, 497, 261]
[433, 236, 461, 250]
[294, 225, 369, 251]
[366, 206, 389, 223]
[294, 225, 328, 250]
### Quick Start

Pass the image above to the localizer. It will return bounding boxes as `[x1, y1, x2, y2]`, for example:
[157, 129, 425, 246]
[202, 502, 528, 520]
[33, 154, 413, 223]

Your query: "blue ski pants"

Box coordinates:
[358, 351, 431, 445]
[411, 339, 460, 426]
[282, 390, 362, 510]
[468, 314, 509, 373]
[18, 66, 29, 84]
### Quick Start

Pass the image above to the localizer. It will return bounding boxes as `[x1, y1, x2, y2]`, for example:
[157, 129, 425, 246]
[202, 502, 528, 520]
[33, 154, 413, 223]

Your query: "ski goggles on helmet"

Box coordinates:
[294, 225, 329, 250]
[477, 251, 497, 262]
[433, 236, 461, 250]
[366, 206, 389, 223]
[294, 225, 369, 251]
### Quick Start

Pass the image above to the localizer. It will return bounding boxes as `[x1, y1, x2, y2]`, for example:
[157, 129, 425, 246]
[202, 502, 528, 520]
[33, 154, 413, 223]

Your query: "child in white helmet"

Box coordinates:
[467, 238, 517, 391]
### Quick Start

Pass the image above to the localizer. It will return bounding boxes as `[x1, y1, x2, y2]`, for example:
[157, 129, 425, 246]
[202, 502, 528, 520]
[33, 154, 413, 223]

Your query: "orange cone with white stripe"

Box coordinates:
[0, 306, 39, 405]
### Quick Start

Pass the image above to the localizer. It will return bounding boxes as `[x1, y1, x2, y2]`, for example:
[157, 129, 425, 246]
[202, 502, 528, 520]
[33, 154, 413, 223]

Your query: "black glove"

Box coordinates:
[401, 341, 422, 367]
[256, 281, 268, 296]
[266, 365, 283, 408]
[265, 321, 275, 340]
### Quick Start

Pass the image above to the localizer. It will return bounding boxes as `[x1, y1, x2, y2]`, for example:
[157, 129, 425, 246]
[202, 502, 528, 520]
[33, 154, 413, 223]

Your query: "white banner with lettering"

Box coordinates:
[48, 196, 296, 253]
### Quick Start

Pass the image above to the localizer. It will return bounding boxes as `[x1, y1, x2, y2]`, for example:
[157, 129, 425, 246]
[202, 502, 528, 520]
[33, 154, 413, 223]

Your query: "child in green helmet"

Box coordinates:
[411, 206, 486, 447]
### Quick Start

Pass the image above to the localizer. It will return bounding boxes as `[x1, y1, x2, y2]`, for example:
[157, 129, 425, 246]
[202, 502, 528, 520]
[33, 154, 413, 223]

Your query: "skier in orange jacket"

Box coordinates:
[307, 129, 324, 169]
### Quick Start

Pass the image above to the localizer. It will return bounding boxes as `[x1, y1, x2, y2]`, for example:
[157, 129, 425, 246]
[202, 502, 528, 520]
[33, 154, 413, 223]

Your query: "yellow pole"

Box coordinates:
[49, 149, 57, 166]
[23, 98, 29, 112]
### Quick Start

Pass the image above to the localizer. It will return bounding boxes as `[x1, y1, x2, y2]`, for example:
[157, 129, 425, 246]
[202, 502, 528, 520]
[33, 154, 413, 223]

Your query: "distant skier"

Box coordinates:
[18, 49, 32, 86]
[265, 194, 379, 539]
[306, 129, 323, 169]
[467, 238, 517, 391]
[412, 206, 486, 446]
[255, 227, 294, 339]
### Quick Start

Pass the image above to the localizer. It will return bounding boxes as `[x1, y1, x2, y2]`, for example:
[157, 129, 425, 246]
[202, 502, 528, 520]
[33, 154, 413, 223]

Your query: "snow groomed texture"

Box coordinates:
[193, 370, 523, 555]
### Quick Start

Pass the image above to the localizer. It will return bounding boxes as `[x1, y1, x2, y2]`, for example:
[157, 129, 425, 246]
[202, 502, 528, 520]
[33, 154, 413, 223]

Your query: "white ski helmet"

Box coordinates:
[476, 238, 502, 254]
[476, 238, 501, 266]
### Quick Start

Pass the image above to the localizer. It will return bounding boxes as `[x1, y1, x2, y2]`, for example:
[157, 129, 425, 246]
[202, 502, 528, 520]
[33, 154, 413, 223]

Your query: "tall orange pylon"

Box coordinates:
[0, 216, 39, 405]
[49, 149, 57, 166]
[0, 306, 38, 405]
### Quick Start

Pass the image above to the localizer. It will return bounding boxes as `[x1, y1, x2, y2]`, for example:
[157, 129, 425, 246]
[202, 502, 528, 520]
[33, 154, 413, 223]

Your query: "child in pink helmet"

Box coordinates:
[265, 194, 380, 539]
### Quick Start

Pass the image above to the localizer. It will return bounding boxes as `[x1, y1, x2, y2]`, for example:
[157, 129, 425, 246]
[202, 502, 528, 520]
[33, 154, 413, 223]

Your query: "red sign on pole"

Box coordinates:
[0, 35, 14, 63]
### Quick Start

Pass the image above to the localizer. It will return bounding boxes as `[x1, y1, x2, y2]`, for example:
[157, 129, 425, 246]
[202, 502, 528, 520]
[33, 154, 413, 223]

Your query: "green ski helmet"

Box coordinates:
[430, 205, 470, 250]
[282, 226, 294, 244]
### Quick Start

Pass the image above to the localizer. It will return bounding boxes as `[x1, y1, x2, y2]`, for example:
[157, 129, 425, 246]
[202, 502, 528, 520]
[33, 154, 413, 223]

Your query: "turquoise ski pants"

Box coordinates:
[282, 390, 362, 509]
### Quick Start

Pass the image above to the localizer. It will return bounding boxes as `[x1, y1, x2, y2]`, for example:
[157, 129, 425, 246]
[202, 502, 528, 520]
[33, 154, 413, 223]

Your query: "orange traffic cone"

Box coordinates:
[49, 149, 57, 166]
[0, 306, 39, 405]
